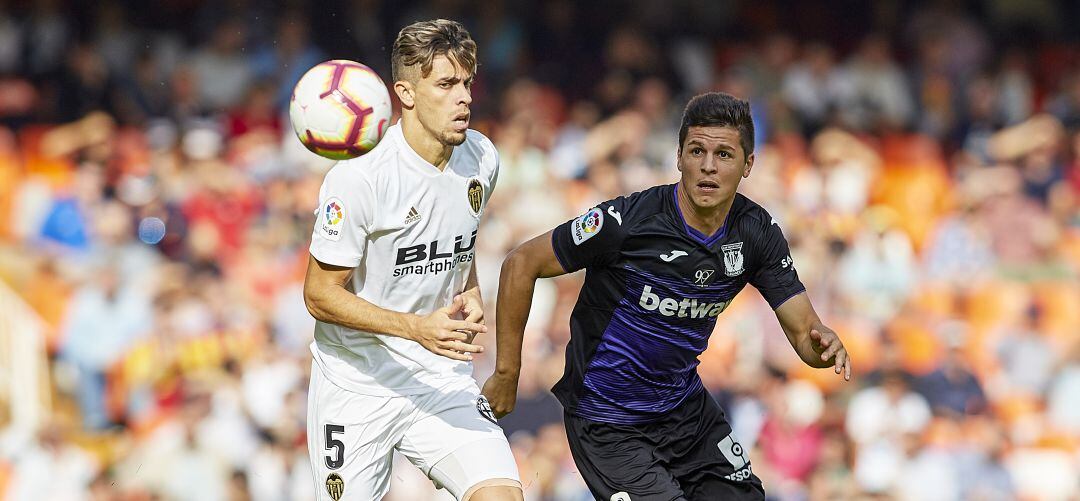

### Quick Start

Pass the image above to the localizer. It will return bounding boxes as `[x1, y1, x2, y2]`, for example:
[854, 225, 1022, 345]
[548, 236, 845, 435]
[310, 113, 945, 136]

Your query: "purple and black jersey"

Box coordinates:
[550, 184, 805, 424]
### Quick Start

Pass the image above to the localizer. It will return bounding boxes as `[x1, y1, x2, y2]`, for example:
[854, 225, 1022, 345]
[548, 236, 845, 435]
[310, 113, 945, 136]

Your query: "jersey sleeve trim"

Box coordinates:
[769, 287, 807, 310]
[310, 248, 361, 269]
[551, 230, 573, 273]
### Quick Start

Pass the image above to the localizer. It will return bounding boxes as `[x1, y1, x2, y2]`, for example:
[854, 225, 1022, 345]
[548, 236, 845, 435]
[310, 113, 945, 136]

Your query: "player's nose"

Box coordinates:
[701, 155, 718, 173]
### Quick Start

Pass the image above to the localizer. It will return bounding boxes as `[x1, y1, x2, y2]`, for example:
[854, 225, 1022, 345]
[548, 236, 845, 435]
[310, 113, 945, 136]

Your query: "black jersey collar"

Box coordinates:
[671, 183, 733, 247]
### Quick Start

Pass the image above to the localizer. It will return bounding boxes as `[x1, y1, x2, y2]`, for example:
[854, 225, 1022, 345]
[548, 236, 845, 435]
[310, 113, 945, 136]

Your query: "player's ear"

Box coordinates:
[675, 148, 683, 171]
[742, 152, 755, 178]
[394, 80, 415, 109]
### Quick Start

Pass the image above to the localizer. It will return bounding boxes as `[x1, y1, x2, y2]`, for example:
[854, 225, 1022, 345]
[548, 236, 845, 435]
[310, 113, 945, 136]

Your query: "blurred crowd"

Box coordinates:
[1, 0, 1079, 500]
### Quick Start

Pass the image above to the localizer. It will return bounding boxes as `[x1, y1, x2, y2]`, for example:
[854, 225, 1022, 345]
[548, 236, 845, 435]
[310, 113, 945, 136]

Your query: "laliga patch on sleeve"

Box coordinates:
[319, 197, 346, 241]
[571, 207, 604, 245]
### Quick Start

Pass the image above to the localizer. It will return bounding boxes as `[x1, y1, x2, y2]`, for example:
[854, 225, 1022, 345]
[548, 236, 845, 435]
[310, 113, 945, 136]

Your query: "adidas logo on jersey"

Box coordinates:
[405, 207, 421, 225]
[638, 285, 730, 318]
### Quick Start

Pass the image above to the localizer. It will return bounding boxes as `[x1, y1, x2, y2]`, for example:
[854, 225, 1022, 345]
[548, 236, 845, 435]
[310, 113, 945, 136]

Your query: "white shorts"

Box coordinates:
[307, 361, 520, 500]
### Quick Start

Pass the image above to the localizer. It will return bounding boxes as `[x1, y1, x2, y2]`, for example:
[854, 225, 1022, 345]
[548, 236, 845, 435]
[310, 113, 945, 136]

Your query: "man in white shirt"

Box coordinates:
[303, 19, 522, 501]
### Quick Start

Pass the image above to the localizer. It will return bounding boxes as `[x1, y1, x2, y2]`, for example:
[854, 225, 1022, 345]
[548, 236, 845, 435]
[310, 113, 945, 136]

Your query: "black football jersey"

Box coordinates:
[550, 184, 805, 424]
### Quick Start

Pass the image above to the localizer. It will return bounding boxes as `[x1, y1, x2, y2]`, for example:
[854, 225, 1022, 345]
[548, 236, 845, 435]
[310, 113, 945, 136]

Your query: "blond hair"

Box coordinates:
[391, 19, 477, 84]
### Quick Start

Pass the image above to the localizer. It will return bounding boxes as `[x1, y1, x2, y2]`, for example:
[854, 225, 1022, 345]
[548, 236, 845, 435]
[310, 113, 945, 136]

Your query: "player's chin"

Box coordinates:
[442, 130, 467, 146]
[690, 191, 724, 209]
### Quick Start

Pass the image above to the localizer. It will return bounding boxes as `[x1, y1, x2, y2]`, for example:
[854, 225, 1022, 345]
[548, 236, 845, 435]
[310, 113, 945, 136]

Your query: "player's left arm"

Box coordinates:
[482, 230, 568, 417]
[750, 216, 851, 380]
[774, 293, 851, 380]
[484, 198, 628, 416]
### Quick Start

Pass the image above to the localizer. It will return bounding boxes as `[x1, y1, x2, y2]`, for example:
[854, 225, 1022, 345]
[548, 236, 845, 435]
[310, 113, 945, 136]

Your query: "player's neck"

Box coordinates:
[401, 115, 454, 170]
[676, 183, 733, 237]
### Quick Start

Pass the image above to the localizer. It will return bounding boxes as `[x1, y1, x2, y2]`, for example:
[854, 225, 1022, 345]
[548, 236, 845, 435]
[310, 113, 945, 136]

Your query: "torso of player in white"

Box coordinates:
[308, 123, 499, 395]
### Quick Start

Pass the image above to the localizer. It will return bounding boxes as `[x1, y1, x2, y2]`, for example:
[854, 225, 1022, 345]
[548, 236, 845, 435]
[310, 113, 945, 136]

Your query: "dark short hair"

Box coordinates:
[677, 92, 754, 159]
[391, 19, 477, 84]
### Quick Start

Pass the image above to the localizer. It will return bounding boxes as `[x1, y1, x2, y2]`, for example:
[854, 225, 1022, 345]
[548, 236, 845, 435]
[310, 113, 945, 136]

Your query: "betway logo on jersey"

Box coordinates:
[638, 285, 730, 318]
[393, 230, 476, 277]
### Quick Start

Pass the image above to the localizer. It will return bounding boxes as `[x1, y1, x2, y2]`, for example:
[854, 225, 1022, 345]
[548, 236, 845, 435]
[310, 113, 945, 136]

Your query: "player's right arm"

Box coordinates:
[305, 163, 485, 362]
[303, 257, 486, 361]
[484, 200, 627, 417]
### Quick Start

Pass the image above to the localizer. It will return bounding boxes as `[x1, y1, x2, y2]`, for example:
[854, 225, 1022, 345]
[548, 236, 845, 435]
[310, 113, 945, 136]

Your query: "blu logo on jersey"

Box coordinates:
[638, 285, 730, 318]
[395, 230, 477, 265]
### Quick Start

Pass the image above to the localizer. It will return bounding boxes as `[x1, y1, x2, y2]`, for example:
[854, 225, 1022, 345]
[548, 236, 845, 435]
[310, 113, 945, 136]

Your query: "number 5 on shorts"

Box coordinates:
[325, 424, 345, 469]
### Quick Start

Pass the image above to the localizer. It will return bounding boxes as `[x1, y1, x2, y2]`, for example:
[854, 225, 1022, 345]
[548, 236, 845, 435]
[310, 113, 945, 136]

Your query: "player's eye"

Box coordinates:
[439, 82, 452, 89]
[719, 150, 731, 158]
[691, 148, 704, 156]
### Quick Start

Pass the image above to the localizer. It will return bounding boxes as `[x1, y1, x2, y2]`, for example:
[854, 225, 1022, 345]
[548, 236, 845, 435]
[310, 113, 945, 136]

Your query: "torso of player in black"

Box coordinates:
[550, 184, 805, 425]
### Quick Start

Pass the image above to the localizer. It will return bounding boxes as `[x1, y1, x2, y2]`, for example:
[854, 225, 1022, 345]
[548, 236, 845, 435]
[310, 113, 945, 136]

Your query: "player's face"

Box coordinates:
[412, 55, 474, 147]
[677, 126, 754, 211]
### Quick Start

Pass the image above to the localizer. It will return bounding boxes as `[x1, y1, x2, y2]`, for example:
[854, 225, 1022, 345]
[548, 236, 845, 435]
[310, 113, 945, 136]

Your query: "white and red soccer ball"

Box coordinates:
[289, 60, 392, 160]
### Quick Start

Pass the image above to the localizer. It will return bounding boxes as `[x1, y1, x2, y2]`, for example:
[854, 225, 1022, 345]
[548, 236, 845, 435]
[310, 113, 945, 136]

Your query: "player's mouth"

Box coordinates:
[451, 113, 470, 132]
[696, 180, 720, 194]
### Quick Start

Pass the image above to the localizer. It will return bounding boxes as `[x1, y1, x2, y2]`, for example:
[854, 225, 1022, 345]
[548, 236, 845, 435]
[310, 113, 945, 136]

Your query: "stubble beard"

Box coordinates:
[441, 130, 467, 146]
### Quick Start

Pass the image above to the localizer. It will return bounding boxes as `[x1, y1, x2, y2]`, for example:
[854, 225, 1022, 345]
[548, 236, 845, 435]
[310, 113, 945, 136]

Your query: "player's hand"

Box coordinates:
[810, 328, 852, 381]
[411, 296, 486, 361]
[481, 372, 519, 418]
[455, 288, 485, 343]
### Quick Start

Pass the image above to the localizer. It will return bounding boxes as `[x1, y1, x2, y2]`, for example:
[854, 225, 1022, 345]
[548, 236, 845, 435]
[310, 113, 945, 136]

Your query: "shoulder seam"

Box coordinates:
[609, 186, 667, 235]
[733, 196, 771, 229]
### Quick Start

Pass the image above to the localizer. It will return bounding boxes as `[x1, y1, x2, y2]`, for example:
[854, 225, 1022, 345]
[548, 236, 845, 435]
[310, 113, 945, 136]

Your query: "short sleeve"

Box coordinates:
[749, 218, 806, 308]
[309, 162, 375, 268]
[550, 198, 628, 273]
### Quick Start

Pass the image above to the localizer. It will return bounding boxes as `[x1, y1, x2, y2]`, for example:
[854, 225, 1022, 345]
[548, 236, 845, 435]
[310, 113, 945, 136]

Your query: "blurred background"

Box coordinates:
[0, 0, 1079, 499]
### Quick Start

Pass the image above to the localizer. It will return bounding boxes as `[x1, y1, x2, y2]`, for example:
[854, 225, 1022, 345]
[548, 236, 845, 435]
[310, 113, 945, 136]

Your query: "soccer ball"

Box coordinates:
[289, 60, 392, 160]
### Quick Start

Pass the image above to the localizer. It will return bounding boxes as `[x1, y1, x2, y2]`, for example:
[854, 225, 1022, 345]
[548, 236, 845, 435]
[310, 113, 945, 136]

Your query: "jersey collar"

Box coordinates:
[390, 121, 459, 177]
[671, 183, 730, 246]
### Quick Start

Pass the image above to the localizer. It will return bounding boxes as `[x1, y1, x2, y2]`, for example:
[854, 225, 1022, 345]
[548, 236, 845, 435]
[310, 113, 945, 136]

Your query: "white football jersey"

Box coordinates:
[308, 123, 498, 395]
